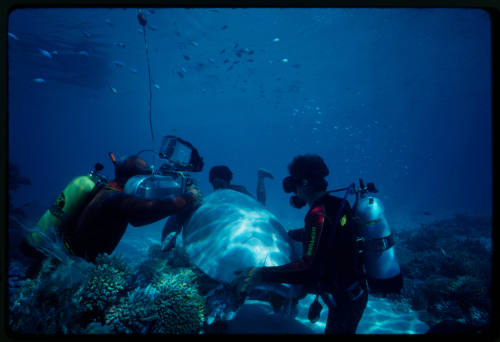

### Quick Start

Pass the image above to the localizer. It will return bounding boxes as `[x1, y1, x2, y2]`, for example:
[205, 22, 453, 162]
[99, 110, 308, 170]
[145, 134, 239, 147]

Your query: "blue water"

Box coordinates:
[8, 8, 492, 334]
[9, 8, 492, 228]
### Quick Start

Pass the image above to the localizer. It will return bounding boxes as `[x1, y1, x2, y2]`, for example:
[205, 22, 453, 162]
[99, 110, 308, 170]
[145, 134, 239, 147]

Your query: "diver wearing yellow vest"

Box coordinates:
[21, 154, 201, 277]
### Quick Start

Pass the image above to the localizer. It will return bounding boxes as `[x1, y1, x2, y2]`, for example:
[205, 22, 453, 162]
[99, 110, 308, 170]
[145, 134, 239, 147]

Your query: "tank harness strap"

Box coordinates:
[103, 184, 121, 192]
[327, 184, 355, 247]
[61, 181, 109, 256]
[364, 234, 395, 252]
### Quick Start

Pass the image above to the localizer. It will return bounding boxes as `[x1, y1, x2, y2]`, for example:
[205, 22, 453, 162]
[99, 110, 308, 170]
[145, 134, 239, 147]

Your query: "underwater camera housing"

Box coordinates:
[123, 136, 203, 199]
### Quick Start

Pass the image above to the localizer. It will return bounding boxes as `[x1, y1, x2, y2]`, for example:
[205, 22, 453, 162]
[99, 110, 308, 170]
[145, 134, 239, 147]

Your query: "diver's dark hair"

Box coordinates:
[288, 154, 329, 191]
[209, 165, 233, 183]
[114, 155, 151, 185]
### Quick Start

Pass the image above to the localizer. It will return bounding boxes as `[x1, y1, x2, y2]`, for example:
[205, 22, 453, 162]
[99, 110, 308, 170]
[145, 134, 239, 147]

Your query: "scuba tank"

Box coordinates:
[28, 163, 108, 249]
[352, 179, 403, 294]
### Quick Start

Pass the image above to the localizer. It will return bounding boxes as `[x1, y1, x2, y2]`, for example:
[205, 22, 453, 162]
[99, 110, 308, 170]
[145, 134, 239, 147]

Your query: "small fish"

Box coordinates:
[247, 59, 254, 62]
[113, 41, 126, 48]
[8, 32, 19, 40]
[191, 41, 199, 47]
[220, 49, 225, 54]
[440, 248, 448, 257]
[292, 64, 301, 68]
[148, 25, 159, 31]
[128, 67, 138, 73]
[153, 83, 160, 89]
[79, 50, 89, 56]
[109, 86, 118, 94]
[138, 28, 144, 34]
[82, 31, 91, 38]
[223, 59, 229, 64]
[38, 48, 52, 59]
[51, 50, 58, 56]
[226, 65, 233, 72]
[281, 58, 288, 63]
[233, 43, 238, 49]
[235, 51, 242, 57]
[32, 78, 46, 83]
[105, 19, 113, 26]
[208, 58, 215, 64]
[183, 55, 190, 60]
[146, 9, 156, 14]
[112, 60, 125, 67]
[221, 25, 228, 30]
[177, 71, 184, 78]
[423, 212, 432, 216]
[181, 67, 187, 73]
[248, 50, 254, 55]
[273, 38, 280, 42]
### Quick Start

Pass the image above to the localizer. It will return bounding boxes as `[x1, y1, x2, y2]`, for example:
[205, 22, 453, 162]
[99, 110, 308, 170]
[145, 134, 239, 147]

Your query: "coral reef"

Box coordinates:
[394, 214, 491, 328]
[76, 254, 131, 323]
[104, 268, 205, 334]
[8, 257, 91, 334]
[9, 244, 205, 335]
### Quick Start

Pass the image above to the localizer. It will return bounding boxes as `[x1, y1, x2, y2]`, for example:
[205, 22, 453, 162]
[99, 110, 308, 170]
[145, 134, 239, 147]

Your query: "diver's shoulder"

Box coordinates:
[229, 184, 252, 196]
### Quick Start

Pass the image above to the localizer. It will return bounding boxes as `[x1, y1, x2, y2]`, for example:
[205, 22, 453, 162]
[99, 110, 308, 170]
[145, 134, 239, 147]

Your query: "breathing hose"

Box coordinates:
[137, 9, 156, 167]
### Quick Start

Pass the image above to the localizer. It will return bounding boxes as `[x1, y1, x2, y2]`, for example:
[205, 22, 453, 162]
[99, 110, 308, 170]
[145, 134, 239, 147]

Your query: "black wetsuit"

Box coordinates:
[66, 181, 195, 262]
[260, 193, 368, 334]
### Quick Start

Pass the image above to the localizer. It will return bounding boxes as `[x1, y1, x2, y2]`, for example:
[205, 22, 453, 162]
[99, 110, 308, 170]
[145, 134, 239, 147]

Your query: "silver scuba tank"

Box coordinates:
[123, 172, 187, 199]
[354, 182, 401, 292]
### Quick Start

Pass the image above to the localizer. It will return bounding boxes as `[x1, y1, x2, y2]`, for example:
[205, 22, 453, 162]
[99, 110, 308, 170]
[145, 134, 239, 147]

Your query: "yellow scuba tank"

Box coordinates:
[27, 163, 107, 249]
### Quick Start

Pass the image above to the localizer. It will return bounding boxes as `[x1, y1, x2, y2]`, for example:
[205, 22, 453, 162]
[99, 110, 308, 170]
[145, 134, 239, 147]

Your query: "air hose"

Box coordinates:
[137, 9, 155, 167]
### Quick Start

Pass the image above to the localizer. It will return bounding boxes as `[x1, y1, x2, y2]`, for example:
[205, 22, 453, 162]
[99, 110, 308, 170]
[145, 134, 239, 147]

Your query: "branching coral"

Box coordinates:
[76, 254, 131, 323]
[104, 268, 205, 334]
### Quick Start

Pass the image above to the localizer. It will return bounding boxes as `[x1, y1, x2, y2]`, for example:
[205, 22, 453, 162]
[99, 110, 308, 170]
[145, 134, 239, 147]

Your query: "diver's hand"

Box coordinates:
[186, 184, 203, 207]
[231, 267, 263, 305]
[258, 168, 274, 180]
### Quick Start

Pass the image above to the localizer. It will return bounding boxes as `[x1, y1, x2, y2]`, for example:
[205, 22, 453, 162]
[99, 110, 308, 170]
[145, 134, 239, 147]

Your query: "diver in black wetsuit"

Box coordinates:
[160, 165, 274, 251]
[232, 154, 368, 334]
[65, 155, 201, 262]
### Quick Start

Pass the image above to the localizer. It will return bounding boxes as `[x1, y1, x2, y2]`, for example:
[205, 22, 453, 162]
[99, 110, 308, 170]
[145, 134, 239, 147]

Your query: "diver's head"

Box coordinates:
[209, 165, 233, 190]
[283, 154, 329, 208]
[113, 154, 152, 186]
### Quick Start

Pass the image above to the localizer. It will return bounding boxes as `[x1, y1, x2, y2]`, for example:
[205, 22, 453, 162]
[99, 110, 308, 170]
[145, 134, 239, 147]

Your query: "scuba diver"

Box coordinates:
[20, 153, 201, 275]
[208, 165, 274, 205]
[160, 165, 274, 252]
[232, 154, 368, 334]
[63, 154, 201, 262]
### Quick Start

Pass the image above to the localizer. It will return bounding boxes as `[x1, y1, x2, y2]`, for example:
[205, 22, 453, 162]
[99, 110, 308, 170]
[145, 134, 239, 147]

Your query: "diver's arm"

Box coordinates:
[116, 192, 196, 227]
[229, 184, 254, 198]
[260, 206, 326, 284]
[257, 177, 266, 205]
[256, 169, 274, 205]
